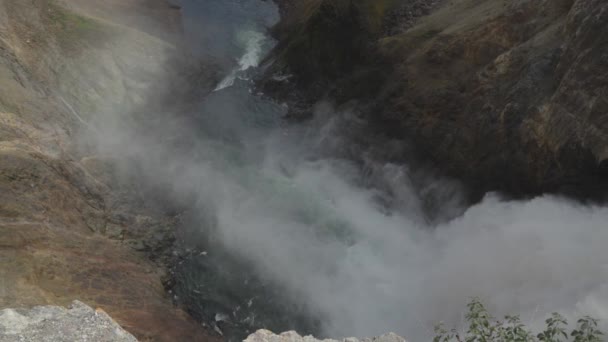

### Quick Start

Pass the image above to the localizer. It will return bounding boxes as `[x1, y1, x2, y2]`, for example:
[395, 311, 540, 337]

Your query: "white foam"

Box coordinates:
[215, 30, 267, 91]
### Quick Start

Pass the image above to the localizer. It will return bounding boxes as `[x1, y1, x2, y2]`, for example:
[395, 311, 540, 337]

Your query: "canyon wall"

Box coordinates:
[264, 0, 608, 199]
[0, 0, 216, 340]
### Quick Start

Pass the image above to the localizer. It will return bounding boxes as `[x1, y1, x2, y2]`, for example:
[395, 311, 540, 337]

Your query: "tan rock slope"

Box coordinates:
[0, 0, 215, 340]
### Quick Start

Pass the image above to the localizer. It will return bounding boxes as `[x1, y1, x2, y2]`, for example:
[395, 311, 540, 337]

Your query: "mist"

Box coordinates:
[72, 0, 608, 341]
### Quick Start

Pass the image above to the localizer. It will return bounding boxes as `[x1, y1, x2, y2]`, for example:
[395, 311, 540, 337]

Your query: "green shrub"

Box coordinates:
[434, 298, 604, 342]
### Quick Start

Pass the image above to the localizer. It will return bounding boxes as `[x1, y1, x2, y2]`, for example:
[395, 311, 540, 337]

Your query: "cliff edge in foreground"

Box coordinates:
[0, 301, 136, 342]
[245, 330, 407, 342]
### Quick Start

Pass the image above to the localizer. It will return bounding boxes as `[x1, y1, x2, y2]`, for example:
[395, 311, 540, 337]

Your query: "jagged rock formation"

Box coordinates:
[244, 330, 406, 342]
[0, 301, 137, 342]
[0, 0, 216, 340]
[265, 0, 608, 199]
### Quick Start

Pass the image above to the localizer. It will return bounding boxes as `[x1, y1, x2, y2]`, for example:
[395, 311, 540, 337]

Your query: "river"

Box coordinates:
[128, 0, 608, 341]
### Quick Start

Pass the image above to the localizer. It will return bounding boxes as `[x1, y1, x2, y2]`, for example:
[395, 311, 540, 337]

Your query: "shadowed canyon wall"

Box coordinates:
[264, 0, 608, 199]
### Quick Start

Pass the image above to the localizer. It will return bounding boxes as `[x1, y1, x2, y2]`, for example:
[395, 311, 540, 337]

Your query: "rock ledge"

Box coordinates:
[0, 301, 137, 342]
[245, 330, 407, 342]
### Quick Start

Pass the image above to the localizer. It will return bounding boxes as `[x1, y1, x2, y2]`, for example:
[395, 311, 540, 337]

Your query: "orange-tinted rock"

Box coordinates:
[0, 0, 218, 340]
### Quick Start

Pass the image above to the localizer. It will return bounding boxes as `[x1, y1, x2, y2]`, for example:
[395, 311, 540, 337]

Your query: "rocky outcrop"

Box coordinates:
[266, 0, 608, 199]
[0, 301, 137, 342]
[263, 0, 395, 108]
[244, 330, 407, 342]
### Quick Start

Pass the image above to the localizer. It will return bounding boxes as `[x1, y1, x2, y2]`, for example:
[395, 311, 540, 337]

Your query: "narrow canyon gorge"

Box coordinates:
[0, 0, 607, 341]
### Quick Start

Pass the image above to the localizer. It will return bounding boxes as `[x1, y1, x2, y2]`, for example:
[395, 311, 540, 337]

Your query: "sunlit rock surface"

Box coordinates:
[0, 301, 136, 342]
[245, 330, 407, 342]
[0, 0, 216, 340]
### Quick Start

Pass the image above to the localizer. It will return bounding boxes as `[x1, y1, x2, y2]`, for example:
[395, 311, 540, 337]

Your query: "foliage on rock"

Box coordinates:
[434, 298, 604, 342]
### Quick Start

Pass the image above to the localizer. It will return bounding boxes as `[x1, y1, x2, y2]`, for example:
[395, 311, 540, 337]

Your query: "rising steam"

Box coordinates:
[75, 0, 608, 340]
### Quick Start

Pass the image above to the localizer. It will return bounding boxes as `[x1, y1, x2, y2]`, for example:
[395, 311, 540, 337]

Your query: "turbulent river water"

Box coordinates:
[112, 0, 608, 341]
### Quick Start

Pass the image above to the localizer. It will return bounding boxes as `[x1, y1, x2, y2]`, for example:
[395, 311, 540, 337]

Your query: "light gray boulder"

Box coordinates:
[245, 330, 406, 342]
[0, 300, 137, 342]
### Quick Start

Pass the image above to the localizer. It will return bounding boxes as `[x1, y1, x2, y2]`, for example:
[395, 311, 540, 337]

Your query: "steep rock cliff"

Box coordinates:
[265, 0, 608, 198]
[0, 0, 216, 340]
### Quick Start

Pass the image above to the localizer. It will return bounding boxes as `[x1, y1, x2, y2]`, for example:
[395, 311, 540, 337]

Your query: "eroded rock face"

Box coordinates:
[0, 301, 137, 342]
[263, 0, 397, 105]
[0, 0, 217, 341]
[267, 0, 608, 199]
[244, 330, 407, 342]
[378, 0, 608, 198]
